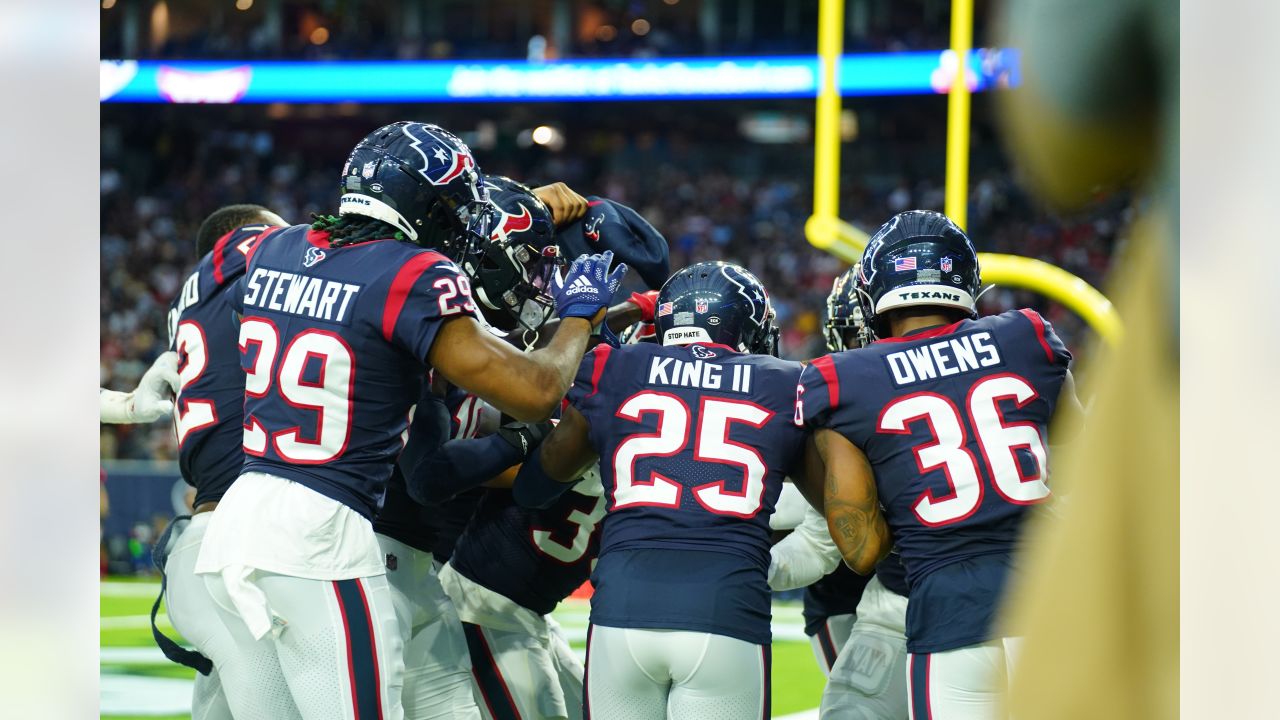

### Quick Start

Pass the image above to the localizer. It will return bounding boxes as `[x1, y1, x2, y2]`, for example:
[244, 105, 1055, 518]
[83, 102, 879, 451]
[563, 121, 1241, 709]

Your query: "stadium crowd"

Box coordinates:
[102, 0, 960, 61]
[101, 110, 1128, 462]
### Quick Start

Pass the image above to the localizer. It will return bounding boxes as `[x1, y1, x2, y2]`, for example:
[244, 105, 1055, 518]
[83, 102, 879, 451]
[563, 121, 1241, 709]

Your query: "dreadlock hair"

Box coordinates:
[196, 204, 279, 258]
[311, 213, 409, 248]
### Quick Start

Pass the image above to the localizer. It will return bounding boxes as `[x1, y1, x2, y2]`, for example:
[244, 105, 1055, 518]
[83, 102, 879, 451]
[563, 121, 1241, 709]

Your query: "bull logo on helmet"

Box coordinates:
[491, 204, 534, 243]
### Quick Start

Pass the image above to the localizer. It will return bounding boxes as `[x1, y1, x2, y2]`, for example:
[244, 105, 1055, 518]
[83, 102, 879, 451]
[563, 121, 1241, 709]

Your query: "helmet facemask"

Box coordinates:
[463, 235, 563, 347]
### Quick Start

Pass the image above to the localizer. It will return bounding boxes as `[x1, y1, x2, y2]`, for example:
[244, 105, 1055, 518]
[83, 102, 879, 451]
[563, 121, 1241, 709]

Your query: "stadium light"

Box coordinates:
[235, 0, 253, 10]
[100, 51, 1019, 104]
[531, 126, 555, 145]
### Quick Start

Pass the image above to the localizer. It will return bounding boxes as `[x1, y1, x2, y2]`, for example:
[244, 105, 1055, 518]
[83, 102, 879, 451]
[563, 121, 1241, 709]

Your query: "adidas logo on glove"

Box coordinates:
[565, 276, 596, 296]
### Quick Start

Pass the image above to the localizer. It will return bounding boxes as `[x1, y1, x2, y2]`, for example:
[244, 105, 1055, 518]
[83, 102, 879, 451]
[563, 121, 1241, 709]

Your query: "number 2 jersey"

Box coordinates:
[569, 342, 807, 645]
[232, 223, 479, 520]
[798, 310, 1071, 653]
[168, 224, 283, 507]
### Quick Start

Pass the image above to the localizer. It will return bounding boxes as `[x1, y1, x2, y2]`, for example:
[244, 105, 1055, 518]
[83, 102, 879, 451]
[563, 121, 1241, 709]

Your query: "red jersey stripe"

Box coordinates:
[382, 251, 449, 343]
[811, 354, 840, 409]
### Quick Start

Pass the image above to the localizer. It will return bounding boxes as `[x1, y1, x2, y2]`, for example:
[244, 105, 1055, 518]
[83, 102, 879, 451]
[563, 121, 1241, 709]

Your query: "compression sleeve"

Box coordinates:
[407, 432, 525, 505]
[768, 506, 843, 591]
[512, 448, 579, 510]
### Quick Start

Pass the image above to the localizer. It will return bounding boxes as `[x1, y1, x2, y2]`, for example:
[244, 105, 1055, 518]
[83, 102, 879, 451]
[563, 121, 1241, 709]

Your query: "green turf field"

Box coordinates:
[102, 578, 825, 718]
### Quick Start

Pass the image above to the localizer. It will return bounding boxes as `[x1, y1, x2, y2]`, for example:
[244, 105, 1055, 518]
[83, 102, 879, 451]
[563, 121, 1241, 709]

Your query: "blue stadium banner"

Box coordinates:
[100, 50, 1019, 104]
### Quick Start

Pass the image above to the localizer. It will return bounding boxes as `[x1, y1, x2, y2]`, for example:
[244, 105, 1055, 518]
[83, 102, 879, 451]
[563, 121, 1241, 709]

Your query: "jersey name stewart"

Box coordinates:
[798, 309, 1071, 653]
[570, 342, 806, 645]
[233, 223, 478, 519]
[168, 224, 283, 507]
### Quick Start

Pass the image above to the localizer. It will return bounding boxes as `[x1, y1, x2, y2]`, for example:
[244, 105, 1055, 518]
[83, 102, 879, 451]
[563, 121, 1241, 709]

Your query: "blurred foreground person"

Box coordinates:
[999, 0, 1178, 717]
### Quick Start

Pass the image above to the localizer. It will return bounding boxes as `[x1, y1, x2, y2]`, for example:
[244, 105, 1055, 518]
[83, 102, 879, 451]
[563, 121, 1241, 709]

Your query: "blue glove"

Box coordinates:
[554, 250, 628, 321]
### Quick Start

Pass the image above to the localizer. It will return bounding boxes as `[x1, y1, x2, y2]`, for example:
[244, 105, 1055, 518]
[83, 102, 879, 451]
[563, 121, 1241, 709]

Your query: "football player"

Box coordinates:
[796, 210, 1081, 720]
[367, 176, 590, 720]
[771, 266, 912, 719]
[155, 204, 296, 720]
[191, 122, 627, 720]
[512, 261, 814, 720]
[399, 177, 666, 720]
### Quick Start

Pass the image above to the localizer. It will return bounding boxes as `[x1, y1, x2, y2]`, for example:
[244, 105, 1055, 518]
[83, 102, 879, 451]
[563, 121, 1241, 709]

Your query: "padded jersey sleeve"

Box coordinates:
[796, 353, 843, 430]
[381, 252, 480, 364]
[224, 224, 287, 315]
[1016, 309, 1073, 368]
[566, 343, 614, 419]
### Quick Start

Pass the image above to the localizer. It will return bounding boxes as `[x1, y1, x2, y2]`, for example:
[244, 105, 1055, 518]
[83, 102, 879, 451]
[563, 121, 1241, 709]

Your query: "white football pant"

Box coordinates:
[907, 637, 1021, 720]
[202, 567, 404, 720]
[810, 612, 856, 675]
[163, 512, 300, 720]
[584, 625, 769, 720]
[821, 576, 909, 719]
[376, 534, 481, 719]
[462, 617, 584, 720]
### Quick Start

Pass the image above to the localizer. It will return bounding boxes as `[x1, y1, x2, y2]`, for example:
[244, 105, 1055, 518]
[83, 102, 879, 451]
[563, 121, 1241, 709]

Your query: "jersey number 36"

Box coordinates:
[879, 373, 1051, 526]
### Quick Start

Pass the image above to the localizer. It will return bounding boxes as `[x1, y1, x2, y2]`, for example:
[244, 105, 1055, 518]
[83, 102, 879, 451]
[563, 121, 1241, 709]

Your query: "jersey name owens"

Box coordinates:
[883, 331, 1003, 387]
[242, 267, 362, 324]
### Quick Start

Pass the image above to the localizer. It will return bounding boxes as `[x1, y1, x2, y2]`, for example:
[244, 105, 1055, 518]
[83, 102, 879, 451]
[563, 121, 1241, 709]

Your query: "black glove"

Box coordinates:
[495, 421, 554, 458]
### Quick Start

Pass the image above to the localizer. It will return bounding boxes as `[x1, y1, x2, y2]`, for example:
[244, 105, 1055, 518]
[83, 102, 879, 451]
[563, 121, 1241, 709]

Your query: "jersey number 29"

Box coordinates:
[239, 318, 354, 463]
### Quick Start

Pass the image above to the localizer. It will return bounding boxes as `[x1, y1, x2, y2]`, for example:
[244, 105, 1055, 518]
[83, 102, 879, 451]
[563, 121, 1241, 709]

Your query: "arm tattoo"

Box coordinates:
[818, 431, 885, 571]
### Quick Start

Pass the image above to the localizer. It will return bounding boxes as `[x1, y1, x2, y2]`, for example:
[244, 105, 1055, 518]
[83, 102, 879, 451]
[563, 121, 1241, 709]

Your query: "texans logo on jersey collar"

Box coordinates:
[303, 247, 326, 268]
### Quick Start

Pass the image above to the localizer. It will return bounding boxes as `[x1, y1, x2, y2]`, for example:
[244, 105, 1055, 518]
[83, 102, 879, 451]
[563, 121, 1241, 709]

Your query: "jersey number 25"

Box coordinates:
[612, 391, 773, 518]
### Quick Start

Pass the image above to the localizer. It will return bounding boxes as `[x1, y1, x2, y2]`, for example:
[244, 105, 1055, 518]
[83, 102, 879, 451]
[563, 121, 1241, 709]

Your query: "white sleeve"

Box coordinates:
[99, 388, 136, 424]
[101, 352, 179, 424]
[768, 505, 843, 591]
[769, 482, 809, 530]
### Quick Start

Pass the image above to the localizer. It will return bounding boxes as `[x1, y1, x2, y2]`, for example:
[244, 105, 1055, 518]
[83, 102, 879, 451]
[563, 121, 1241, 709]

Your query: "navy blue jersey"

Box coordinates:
[875, 551, 910, 597]
[802, 564, 871, 636]
[375, 385, 497, 555]
[234, 224, 480, 520]
[799, 310, 1070, 653]
[431, 489, 486, 563]
[450, 485, 605, 615]
[168, 224, 284, 507]
[373, 384, 452, 553]
[571, 342, 806, 645]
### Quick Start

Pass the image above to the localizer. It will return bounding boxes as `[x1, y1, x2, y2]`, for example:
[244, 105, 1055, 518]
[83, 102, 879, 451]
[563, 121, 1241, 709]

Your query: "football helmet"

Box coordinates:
[856, 210, 980, 339]
[459, 176, 562, 336]
[654, 261, 779, 355]
[338, 121, 494, 251]
[824, 264, 871, 351]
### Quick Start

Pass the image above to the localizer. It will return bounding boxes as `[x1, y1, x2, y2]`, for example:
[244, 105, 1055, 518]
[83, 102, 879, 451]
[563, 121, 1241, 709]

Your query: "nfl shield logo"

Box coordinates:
[941, 257, 953, 272]
[695, 299, 709, 313]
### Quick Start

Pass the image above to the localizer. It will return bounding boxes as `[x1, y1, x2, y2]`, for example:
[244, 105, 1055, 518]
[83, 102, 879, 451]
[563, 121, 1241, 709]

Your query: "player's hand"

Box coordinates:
[495, 421, 554, 458]
[553, 251, 628, 322]
[532, 182, 588, 226]
[129, 351, 179, 422]
[628, 290, 660, 323]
